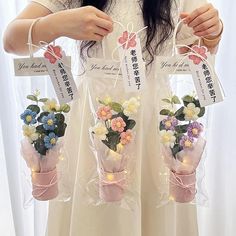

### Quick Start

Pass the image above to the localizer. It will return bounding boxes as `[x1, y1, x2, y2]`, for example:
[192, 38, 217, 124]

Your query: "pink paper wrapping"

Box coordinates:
[31, 168, 58, 201]
[93, 138, 129, 202]
[21, 138, 62, 200]
[162, 137, 206, 203]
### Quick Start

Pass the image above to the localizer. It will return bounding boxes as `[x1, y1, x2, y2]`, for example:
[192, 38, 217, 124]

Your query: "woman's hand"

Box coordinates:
[3, 3, 113, 55]
[50, 6, 113, 41]
[180, 3, 223, 39]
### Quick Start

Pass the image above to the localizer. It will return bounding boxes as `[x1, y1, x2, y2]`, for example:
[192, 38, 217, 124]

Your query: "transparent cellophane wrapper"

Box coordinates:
[156, 75, 209, 207]
[20, 137, 72, 205]
[82, 70, 142, 210]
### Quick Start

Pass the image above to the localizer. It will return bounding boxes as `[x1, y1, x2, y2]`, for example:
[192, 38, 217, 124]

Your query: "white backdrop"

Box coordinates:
[0, 0, 235, 236]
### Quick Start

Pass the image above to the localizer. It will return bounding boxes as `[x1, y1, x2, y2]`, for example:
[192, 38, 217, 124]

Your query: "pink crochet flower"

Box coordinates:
[97, 106, 112, 121]
[189, 45, 208, 65]
[111, 117, 126, 133]
[120, 130, 133, 145]
[44, 45, 62, 64]
[118, 31, 137, 49]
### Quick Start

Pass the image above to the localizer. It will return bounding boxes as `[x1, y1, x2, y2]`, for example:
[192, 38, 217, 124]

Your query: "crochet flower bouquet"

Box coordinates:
[20, 91, 70, 201]
[159, 94, 206, 203]
[90, 96, 140, 202]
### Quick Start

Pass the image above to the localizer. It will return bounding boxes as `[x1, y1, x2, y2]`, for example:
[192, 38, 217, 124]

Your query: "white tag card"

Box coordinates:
[156, 56, 191, 74]
[43, 45, 78, 104]
[86, 58, 121, 78]
[14, 56, 71, 76]
[188, 50, 224, 107]
[118, 31, 146, 92]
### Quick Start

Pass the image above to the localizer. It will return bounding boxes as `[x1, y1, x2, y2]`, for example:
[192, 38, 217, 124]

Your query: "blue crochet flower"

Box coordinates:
[42, 113, 56, 130]
[20, 109, 37, 125]
[44, 132, 58, 149]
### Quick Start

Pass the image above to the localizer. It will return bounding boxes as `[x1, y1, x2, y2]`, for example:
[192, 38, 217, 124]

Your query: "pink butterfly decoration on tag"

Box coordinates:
[118, 31, 137, 49]
[188, 45, 208, 65]
[44, 45, 62, 64]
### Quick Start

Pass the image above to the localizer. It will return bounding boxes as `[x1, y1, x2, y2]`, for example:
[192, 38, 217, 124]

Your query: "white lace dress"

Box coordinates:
[32, 1, 207, 236]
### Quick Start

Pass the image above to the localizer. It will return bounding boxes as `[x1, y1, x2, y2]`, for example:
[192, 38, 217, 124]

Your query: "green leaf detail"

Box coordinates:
[60, 104, 70, 113]
[198, 107, 206, 117]
[55, 113, 65, 125]
[102, 131, 120, 151]
[34, 138, 47, 156]
[27, 105, 40, 114]
[126, 119, 136, 130]
[171, 95, 181, 104]
[27, 95, 38, 102]
[38, 98, 49, 103]
[162, 99, 171, 104]
[159, 121, 166, 131]
[54, 123, 67, 137]
[109, 102, 123, 113]
[98, 100, 106, 105]
[36, 124, 48, 135]
[175, 107, 185, 121]
[171, 144, 183, 157]
[182, 95, 194, 103]
[175, 124, 189, 134]
[160, 109, 174, 116]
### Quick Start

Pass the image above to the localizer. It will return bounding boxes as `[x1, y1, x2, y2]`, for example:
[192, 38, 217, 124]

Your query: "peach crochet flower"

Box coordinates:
[120, 130, 133, 145]
[111, 117, 126, 133]
[189, 45, 208, 65]
[97, 106, 112, 121]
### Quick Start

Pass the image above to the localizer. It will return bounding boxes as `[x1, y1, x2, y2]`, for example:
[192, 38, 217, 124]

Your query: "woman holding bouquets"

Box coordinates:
[3, 0, 223, 235]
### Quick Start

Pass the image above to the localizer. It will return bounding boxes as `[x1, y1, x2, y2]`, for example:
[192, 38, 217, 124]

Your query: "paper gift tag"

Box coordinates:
[86, 58, 121, 78]
[43, 45, 78, 104]
[188, 46, 224, 107]
[118, 31, 146, 92]
[155, 55, 191, 74]
[14, 56, 71, 76]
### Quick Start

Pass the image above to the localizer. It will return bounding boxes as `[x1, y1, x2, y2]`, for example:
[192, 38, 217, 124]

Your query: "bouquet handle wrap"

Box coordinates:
[162, 137, 206, 203]
[93, 137, 129, 202]
[86, 68, 140, 208]
[21, 138, 61, 201]
[157, 91, 209, 206]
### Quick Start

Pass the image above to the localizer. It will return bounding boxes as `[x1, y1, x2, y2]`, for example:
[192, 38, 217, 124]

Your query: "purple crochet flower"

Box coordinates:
[162, 116, 178, 131]
[180, 135, 194, 149]
[187, 122, 203, 138]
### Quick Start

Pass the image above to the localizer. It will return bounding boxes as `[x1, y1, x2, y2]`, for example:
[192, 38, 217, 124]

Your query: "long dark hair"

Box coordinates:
[69, 0, 174, 64]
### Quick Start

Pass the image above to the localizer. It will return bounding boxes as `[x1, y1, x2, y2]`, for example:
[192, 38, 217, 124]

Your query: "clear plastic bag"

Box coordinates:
[154, 18, 225, 207]
[82, 58, 142, 209]
[156, 81, 209, 206]
[20, 91, 72, 204]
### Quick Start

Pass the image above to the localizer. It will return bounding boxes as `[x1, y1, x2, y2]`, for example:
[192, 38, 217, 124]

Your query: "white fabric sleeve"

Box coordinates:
[176, 0, 208, 45]
[31, 0, 80, 13]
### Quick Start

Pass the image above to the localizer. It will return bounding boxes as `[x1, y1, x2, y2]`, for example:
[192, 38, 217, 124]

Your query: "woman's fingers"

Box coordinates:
[180, 3, 222, 38]
[180, 12, 189, 19]
[188, 9, 217, 28]
[94, 26, 110, 37]
[184, 4, 212, 25]
[95, 17, 113, 32]
[193, 17, 217, 32]
[194, 24, 219, 37]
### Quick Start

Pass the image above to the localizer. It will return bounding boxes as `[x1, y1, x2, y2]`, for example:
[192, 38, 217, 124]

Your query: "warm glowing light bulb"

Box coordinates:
[169, 196, 175, 201]
[107, 173, 114, 181]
